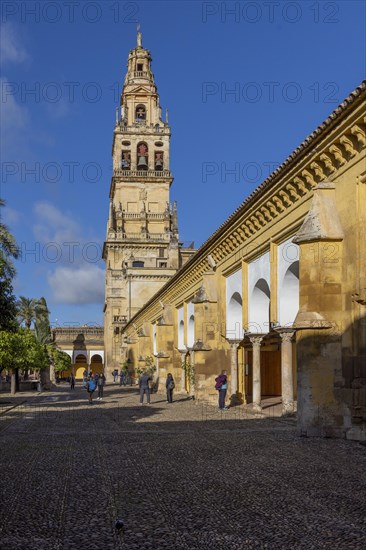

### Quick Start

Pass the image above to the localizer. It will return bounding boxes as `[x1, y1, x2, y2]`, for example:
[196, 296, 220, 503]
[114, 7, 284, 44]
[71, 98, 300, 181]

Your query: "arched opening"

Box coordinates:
[135, 104, 146, 121]
[90, 354, 103, 376]
[137, 142, 148, 170]
[178, 320, 185, 350]
[121, 150, 131, 170]
[74, 354, 88, 380]
[279, 261, 299, 326]
[227, 291, 243, 339]
[249, 278, 270, 333]
[153, 323, 157, 355]
[154, 151, 164, 170]
[187, 315, 195, 348]
[132, 260, 144, 268]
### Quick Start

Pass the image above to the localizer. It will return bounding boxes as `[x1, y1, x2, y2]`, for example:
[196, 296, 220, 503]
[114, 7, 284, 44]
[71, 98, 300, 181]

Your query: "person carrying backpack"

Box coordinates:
[166, 373, 175, 403]
[86, 376, 97, 404]
[215, 370, 228, 411]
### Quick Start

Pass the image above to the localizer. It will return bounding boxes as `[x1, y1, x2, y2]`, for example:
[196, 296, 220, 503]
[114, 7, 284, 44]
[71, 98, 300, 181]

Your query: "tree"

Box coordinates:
[0, 329, 49, 394]
[0, 260, 18, 332]
[0, 198, 19, 279]
[16, 297, 38, 329]
[17, 296, 49, 330]
[49, 347, 71, 374]
[34, 297, 51, 344]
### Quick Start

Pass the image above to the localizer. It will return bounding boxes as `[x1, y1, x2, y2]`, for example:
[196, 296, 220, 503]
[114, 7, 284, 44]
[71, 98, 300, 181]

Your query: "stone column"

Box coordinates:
[249, 335, 264, 411]
[278, 329, 295, 414]
[227, 340, 241, 405]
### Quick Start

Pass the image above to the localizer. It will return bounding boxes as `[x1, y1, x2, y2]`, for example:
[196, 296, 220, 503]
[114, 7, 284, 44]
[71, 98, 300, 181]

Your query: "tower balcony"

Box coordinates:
[107, 231, 176, 243]
[113, 315, 128, 325]
[113, 169, 172, 179]
[115, 123, 170, 135]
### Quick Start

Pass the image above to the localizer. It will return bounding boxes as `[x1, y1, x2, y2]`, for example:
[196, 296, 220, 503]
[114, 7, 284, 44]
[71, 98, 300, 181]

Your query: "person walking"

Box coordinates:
[166, 373, 175, 403]
[97, 373, 105, 400]
[86, 375, 97, 404]
[215, 370, 228, 411]
[69, 373, 75, 390]
[119, 369, 124, 386]
[139, 371, 152, 404]
[113, 369, 118, 383]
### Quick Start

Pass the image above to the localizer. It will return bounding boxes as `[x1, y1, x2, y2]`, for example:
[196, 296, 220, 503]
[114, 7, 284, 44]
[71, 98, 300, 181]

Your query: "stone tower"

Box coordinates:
[103, 31, 185, 373]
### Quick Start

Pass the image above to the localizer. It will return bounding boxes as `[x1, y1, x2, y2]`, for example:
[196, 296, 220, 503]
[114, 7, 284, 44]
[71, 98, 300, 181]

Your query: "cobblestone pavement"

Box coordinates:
[0, 385, 365, 550]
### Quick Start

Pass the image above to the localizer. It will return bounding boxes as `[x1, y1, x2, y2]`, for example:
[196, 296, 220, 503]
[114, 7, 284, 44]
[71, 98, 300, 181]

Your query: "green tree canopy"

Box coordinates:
[0, 260, 18, 332]
[0, 198, 19, 279]
[34, 297, 52, 344]
[49, 347, 72, 373]
[0, 329, 49, 373]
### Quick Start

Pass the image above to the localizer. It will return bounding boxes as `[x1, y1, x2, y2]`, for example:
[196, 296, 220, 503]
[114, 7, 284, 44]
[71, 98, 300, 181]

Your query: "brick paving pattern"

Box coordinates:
[0, 385, 365, 549]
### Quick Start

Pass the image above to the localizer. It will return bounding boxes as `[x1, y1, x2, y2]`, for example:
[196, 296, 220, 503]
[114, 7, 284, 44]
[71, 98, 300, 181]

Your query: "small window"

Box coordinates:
[158, 261, 167, 268]
[159, 248, 165, 258]
[137, 64, 143, 71]
[132, 261, 144, 268]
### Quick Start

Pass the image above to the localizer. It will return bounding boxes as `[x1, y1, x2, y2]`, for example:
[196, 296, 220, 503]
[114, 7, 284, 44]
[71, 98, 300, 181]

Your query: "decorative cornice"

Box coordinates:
[123, 81, 366, 330]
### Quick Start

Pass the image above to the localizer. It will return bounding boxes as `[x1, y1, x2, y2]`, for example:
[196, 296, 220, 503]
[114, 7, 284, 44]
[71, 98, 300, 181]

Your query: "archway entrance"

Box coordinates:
[90, 354, 103, 376]
[74, 354, 87, 380]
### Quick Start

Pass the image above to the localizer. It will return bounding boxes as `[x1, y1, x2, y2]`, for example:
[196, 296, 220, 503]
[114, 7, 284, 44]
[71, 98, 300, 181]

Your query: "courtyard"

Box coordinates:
[0, 385, 365, 549]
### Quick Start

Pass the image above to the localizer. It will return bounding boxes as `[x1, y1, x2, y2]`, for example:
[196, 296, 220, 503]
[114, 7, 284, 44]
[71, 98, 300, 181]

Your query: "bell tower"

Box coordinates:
[103, 31, 180, 373]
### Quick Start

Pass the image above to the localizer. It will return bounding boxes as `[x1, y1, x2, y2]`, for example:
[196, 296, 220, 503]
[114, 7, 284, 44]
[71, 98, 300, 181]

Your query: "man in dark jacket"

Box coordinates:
[215, 370, 228, 411]
[139, 371, 152, 404]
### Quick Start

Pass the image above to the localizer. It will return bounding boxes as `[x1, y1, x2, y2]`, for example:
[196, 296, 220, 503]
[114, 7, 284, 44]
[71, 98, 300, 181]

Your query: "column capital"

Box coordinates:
[247, 333, 265, 346]
[226, 338, 242, 347]
[275, 327, 295, 342]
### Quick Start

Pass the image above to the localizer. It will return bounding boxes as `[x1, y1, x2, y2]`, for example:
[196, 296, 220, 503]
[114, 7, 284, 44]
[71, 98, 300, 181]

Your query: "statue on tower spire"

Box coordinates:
[137, 24, 142, 47]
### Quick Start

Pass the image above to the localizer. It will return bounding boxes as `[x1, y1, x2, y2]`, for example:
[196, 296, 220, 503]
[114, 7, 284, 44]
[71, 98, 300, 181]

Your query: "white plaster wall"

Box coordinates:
[187, 302, 195, 347]
[226, 269, 243, 339]
[153, 323, 157, 355]
[177, 306, 185, 349]
[278, 238, 300, 327]
[248, 251, 271, 333]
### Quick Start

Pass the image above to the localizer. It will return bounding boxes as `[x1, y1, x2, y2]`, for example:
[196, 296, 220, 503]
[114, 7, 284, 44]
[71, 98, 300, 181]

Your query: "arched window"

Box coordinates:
[154, 151, 164, 170]
[132, 261, 144, 268]
[187, 315, 195, 348]
[137, 142, 148, 170]
[227, 292, 243, 339]
[249, 278, 270, 333]
[279, 261, 299, 326]
[135, 104, 146, 121]
[121, 150, 131, 170]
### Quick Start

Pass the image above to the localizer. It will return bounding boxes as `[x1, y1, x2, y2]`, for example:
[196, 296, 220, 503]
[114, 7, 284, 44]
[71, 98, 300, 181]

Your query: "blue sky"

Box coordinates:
[1, 0, 365, 327]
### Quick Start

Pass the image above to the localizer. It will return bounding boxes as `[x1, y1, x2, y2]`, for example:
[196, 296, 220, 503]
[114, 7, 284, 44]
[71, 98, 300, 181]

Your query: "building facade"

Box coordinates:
[103, 32, 194, 375]
[52, 327, 104, 379]
[120, 81, 366, 441]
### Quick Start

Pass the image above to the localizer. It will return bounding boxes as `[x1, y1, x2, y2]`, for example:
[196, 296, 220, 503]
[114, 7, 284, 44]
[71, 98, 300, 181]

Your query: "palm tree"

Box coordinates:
[16, 297, 39, 329]
[0, 198, 19, 278]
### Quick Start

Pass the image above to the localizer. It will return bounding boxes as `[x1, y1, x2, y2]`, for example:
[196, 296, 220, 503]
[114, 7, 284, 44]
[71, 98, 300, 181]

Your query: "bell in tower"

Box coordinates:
[137, 142, 148, 170]
[154, 152, 163, 171]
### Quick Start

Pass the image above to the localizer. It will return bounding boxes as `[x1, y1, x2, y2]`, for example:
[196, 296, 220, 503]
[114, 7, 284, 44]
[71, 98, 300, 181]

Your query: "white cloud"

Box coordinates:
[33, 202, 82, 244]
[0, 23, 29, 64]
[2, 206, 20, 225]
[48, 265, 105, 305]
[0, 77, 31, 159]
